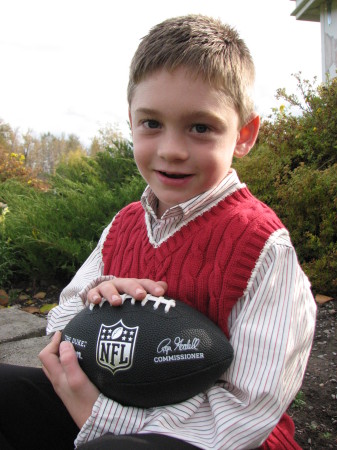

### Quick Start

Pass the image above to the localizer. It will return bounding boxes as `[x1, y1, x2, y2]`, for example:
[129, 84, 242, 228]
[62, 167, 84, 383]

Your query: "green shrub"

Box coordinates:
[302, 246, 337, 295]
[259, 73, 337, 170]
[275, 164, 337, 294]
[0, 205, 15, 287]
[234, 74, 337, 295]
[233, 143, 290, 207]
[0, 146, 145, 286]
[274, 164, 337, 259]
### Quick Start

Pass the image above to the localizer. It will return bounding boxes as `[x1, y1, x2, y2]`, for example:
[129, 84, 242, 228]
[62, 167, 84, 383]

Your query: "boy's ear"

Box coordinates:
[234, 115, 260, 158]
[128, 109, 133, 130]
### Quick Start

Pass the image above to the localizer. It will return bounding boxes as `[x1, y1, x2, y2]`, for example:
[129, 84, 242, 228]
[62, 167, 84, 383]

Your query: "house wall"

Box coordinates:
[320, 0, 337, 79]
[291, 0, 337, 80]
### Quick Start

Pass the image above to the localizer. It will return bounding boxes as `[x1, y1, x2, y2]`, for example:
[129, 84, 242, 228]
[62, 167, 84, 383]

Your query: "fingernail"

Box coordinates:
[111, 295, 120, 304]
[154, 286, 164, 295]
[135, 288, 146, 296]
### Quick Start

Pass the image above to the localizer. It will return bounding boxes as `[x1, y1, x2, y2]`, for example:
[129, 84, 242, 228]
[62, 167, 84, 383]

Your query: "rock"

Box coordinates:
[0, 336, 50, 367]
[0, 307, 46, 343]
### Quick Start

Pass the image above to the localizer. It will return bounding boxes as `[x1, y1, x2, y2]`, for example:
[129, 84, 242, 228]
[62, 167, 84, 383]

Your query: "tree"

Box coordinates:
[0, 119, 12, 150]
[25, 132, 86, 174]
[89, 123, 124, 156]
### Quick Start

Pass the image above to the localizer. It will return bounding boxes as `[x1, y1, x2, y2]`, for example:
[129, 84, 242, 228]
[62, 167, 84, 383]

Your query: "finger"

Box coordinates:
[86, 288, 102, 304]
[88, 279, 168, 307]
[39, 331, 61, 360]
[136, 279, 167, 297]
[87, 281, 122, 306]
[59, 340, 77, 366]
[39, 331, 63, 381]
[153, 280, 168, 296]
[86, 287, 103, 305]
[112, 278, 168, 300]
[59, 341, 85, 391]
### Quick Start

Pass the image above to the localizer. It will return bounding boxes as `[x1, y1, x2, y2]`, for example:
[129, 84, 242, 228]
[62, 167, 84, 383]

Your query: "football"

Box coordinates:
[61, 295, 233, 408]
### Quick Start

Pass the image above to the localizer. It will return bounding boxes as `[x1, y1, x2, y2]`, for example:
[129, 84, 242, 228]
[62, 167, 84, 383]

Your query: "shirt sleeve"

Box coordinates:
[74, 231, 317, 449]
[46, 222, 114, 334]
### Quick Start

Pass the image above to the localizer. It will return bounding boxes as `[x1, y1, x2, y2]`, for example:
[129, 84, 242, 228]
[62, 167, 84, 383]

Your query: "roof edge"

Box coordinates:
[291, 0, 322, 22]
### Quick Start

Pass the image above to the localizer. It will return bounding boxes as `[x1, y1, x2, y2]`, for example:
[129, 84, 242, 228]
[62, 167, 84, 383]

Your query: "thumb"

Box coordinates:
[59, 341, 84, 390]
[52, 330, 62, 345]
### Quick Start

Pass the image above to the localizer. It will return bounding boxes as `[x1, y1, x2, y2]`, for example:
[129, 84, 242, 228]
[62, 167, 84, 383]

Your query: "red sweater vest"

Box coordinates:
[102, 187, 301, 449]
[102, 187, 284, 338]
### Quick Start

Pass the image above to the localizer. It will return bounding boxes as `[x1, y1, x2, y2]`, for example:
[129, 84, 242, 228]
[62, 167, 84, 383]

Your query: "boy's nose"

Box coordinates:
[157, 132, 189, 161]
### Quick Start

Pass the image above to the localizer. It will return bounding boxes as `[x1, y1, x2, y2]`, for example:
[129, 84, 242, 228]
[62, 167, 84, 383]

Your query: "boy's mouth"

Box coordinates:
[158, 171, 190, 179]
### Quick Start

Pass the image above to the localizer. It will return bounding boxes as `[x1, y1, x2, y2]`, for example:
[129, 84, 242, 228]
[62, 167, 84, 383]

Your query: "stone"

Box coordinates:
[0, 336, 50, 367]
[0, 307, 46, 344]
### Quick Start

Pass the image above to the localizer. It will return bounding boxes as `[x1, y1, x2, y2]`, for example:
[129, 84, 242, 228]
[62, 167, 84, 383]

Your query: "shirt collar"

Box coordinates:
[141, 169, 242, 222]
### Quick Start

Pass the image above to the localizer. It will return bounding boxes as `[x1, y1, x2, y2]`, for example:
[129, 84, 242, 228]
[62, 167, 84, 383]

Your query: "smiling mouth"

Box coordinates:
[158, 171, 191, 179]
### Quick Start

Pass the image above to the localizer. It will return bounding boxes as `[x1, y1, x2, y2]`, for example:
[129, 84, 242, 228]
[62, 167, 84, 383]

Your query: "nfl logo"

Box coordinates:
[96, 320, 139, 374]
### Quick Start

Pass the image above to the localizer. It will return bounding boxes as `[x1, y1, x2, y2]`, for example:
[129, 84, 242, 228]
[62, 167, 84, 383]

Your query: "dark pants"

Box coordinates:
[0, 364, 198, 450]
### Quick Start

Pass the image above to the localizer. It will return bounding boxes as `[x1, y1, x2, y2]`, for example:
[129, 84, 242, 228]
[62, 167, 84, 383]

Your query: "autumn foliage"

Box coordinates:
[0, 147, 49, 190]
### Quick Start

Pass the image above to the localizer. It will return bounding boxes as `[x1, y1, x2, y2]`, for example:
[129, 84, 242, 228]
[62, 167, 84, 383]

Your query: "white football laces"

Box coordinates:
[92, 294, 176, 313]
[122, 294, 176, 313]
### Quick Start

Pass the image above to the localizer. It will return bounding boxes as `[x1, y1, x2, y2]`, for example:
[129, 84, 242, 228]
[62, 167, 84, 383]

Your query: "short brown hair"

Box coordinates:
[127, 14, 256, 125]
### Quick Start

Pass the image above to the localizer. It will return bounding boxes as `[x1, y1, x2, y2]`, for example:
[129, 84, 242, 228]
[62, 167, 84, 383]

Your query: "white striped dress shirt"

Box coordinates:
[47, 170, 316, 449]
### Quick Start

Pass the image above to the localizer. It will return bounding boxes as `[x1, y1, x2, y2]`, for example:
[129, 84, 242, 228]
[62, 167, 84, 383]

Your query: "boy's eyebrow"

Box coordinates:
[134, 107, 227, 125]
[134, 108, 160, 116]
[183, 110, 226, 124]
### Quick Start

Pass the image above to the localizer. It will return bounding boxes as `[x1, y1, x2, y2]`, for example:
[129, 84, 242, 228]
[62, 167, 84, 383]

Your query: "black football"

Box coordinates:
[61, 295, 233, 407]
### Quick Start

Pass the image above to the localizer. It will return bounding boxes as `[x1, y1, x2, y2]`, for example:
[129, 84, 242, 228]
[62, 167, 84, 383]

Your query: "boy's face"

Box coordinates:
[129, 67, 257, 217]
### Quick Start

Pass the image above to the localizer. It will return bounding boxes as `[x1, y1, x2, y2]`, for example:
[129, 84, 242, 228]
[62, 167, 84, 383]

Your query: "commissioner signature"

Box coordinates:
[157, 337, 201, 356]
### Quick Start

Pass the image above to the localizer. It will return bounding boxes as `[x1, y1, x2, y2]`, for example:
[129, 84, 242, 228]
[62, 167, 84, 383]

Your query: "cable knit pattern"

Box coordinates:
[102, 187, 284, 337]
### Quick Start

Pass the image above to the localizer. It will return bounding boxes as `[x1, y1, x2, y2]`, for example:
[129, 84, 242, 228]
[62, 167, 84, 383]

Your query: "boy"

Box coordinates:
[0, 15, 316, 450]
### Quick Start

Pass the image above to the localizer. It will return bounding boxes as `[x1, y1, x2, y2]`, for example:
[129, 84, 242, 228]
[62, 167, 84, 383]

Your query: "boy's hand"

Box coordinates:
[87, 277, 168, 306]
[39, 331, 100, 429]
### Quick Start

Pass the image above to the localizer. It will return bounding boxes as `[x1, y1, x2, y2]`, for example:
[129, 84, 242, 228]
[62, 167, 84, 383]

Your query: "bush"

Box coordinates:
[259, 73, 337, 170]
[0, 145, 145, 287]
[275, 164, 337, 257]
[234, 74, 337, 295]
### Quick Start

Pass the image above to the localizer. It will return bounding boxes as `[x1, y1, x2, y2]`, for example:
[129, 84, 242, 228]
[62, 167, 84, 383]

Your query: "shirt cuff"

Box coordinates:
[74, 394, 146, 447]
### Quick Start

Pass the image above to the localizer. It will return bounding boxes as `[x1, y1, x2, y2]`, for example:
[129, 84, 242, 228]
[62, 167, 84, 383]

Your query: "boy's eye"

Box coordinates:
[143, 120, 160, 129]
[192, 124, 209, 133]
